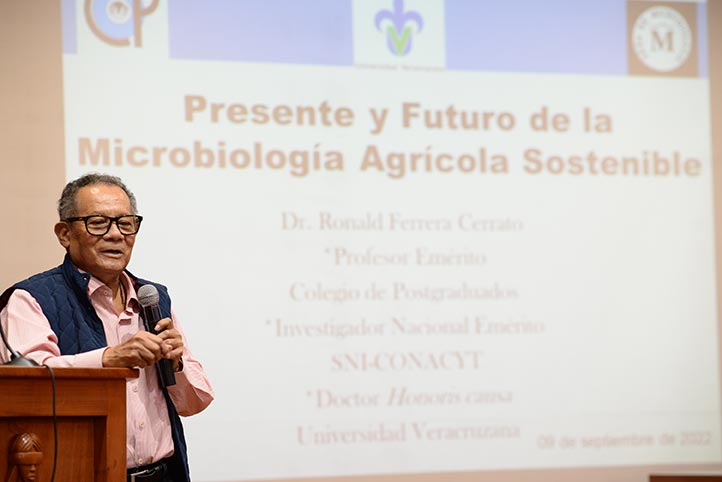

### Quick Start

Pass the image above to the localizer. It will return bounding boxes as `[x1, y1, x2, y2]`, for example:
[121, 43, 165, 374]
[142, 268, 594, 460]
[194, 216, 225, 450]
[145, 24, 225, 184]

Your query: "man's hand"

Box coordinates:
[102, 317, 183, 369]
[155, 317, 184, 370]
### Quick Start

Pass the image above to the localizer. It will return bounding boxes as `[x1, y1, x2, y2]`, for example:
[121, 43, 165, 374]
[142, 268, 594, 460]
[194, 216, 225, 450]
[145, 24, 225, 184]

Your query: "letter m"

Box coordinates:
[651, 29, 674, 52]
[78, 137, 111, 166]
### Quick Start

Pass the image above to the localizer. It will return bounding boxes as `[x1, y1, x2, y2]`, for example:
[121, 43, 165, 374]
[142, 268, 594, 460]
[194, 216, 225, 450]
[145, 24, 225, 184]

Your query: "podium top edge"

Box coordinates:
[0, 366, 139, 379]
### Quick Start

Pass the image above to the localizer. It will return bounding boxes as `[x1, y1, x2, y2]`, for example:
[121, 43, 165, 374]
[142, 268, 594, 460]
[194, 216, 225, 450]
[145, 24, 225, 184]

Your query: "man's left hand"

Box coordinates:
[154, 317, 184, 369]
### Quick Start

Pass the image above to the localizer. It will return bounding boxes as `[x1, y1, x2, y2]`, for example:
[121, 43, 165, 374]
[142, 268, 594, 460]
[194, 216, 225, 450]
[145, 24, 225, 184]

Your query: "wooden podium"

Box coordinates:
[0, 366, 137, 482]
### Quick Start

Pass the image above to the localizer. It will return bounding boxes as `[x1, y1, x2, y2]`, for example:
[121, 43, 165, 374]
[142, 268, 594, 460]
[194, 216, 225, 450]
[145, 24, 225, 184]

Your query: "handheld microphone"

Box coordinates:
[137, 284, 176, 387]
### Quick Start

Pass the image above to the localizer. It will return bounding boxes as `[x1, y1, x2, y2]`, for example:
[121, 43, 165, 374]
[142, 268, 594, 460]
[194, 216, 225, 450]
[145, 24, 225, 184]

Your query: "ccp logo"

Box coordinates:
[85, 0, 160, 47]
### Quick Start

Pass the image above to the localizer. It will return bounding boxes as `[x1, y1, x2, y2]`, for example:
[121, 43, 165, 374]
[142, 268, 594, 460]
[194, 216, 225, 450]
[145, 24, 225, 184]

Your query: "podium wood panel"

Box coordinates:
[0, 367, 137, 482]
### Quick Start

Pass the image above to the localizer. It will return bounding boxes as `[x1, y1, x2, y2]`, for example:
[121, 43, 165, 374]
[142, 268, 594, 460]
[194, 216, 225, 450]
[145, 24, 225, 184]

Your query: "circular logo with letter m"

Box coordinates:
[631, 5, 693, 73]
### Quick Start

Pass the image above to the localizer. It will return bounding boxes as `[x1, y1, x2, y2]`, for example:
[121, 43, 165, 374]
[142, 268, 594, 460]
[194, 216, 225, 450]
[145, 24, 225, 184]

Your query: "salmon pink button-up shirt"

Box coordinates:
[0, 272, 214, 469]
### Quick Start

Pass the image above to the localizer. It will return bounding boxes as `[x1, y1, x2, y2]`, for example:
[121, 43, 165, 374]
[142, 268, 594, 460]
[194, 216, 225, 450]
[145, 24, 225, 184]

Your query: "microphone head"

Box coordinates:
[137, 284, 160, 307]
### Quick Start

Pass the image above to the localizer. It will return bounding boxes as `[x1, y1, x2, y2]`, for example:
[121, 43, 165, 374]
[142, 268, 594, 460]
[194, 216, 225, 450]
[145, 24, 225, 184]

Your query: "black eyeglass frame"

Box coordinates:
[63, 215, 144, 236]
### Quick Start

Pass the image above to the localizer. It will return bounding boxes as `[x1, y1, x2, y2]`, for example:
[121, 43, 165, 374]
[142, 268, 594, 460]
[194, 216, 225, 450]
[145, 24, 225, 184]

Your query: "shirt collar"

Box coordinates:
[84, 271, 139, 308]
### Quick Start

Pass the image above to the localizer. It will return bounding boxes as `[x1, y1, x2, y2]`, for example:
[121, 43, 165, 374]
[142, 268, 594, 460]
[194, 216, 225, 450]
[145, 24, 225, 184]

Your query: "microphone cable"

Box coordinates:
[42, 364, 58, 482]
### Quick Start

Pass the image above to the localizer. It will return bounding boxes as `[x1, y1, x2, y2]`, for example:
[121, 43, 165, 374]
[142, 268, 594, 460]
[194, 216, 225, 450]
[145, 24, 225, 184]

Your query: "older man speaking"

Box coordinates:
[0, 173, 214, 482]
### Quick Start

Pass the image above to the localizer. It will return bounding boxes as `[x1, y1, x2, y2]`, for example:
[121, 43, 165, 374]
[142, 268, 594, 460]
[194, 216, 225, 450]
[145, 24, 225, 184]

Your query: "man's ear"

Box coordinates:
[54, 222, 71, 249]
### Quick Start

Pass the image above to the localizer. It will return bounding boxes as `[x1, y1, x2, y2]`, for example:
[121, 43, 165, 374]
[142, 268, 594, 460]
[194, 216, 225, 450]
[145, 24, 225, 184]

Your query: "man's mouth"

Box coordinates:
[100, 248, 124, 257]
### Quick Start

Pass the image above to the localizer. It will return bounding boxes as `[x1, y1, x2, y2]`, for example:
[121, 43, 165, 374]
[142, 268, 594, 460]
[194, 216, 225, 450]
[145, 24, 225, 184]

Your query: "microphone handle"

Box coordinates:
[157, 358, 177, 387]
[141, 304, 177, 387]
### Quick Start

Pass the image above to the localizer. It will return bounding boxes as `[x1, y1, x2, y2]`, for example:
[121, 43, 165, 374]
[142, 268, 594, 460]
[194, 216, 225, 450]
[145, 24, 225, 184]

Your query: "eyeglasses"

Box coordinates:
[63, 215, 143, 236]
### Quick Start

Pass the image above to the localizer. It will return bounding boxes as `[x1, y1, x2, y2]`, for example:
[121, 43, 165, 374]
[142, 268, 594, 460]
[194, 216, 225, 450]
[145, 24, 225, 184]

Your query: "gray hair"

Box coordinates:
[57, 173, 138, 219]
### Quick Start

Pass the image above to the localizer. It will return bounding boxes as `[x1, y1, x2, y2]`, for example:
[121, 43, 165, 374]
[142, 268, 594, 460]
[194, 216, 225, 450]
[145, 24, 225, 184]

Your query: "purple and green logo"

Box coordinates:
[374, 0, 424, 56]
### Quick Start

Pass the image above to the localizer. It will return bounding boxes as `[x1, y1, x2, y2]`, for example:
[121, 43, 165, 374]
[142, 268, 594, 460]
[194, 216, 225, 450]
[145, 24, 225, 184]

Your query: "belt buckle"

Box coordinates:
[129, 466, 157, 482]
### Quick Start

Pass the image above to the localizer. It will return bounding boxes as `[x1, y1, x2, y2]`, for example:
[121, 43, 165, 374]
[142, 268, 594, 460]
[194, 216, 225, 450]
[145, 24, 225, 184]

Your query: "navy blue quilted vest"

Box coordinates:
[0, 254, 191, 481]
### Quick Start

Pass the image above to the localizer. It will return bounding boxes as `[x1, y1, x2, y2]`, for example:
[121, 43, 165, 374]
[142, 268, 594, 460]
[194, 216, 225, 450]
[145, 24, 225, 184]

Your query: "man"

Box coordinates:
[0, 173, 214, 482]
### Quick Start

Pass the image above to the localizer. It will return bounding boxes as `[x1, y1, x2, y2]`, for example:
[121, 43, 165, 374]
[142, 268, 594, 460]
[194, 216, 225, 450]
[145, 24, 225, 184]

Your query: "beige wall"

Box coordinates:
[712, 5, 722, 320]
[0, 0, 66, 288]
[711, 1, 722, 447]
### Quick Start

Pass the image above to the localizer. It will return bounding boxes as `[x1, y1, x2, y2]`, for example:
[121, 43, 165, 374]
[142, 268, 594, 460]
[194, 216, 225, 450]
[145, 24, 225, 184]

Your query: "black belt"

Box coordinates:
[127, 458, 169, 482]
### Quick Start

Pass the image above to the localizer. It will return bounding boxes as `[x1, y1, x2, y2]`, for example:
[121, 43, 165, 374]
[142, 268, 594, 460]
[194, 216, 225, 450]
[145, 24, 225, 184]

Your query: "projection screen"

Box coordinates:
[2, 1, 722, 481]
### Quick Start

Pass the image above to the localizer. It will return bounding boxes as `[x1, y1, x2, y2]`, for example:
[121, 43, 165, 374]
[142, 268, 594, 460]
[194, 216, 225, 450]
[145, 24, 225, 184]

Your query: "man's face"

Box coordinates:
[55, 184, 137, 284]
[18, 463, 37, 481]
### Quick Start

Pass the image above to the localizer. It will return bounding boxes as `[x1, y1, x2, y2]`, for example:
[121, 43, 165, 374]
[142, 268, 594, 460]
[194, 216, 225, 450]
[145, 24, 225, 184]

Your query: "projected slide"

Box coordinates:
[61, 1, 719, 481]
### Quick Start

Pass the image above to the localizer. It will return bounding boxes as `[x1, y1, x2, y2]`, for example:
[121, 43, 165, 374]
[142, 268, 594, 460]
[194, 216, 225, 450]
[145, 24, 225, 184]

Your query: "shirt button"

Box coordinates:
[137, 458, 143, 465]
[139, 422, 145, 429]
[132, 385, 139, 393]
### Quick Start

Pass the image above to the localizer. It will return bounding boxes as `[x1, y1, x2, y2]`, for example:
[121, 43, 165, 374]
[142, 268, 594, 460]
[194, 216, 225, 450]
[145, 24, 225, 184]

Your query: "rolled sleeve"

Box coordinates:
[166, 309, 215, 416]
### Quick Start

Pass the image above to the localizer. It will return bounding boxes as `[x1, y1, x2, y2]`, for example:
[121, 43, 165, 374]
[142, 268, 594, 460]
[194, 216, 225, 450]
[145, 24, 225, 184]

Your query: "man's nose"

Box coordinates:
[104, 220, 125, 238]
